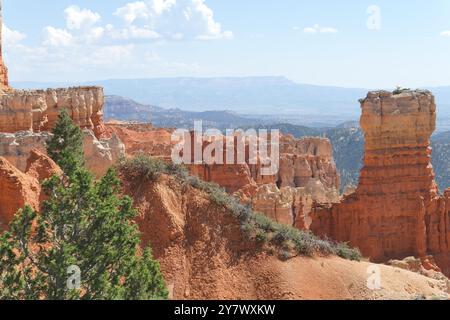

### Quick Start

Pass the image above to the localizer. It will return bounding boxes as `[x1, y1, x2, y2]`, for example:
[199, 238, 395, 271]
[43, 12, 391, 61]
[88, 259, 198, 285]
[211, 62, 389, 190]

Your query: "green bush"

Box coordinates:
[334, 242, 362, 261]
[255, 230, 268, 243]
[119, 154, 167, 180]
[253, 214, 277, 232]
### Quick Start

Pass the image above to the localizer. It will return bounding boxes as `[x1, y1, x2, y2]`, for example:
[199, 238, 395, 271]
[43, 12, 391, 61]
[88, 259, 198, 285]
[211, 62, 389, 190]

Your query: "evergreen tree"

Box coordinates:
[46, 109, 84, 176]
[0, 109, 168, 300]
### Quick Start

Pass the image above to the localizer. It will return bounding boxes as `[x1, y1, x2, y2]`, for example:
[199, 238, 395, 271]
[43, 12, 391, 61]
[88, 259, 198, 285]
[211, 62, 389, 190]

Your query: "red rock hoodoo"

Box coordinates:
[0, 2, 8, 93]
[310, 90, 450, 274]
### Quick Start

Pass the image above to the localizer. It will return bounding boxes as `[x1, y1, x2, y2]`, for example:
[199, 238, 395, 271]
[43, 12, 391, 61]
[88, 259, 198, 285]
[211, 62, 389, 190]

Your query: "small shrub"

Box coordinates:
[228, 201, 252, 221]
[334, 242, 362, 261]
[278, 250, 291, 261]
[166, 162, 190, 179]
[255, 230, 268, 243]
[393, 86, 411, 95]
[119, 154, 166, 180]
[207, 185, 231, 207]
[272, 225, 296, 245]
[253, 214, 277, 232]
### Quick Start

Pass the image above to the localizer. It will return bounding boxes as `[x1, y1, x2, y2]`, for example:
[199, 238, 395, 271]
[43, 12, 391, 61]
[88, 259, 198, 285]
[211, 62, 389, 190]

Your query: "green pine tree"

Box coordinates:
[46, 109, 84, 176]
[0, 109, 168, 300]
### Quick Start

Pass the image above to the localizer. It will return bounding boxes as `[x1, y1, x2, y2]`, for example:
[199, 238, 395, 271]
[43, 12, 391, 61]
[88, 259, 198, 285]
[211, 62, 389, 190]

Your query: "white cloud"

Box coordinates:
[114, 0, 233, 40]
[114, 1, 151, 24]
[4, 3, 209, 81]
[3, 24, 27, 45]
[84, 26, 106, 43]
[42, 27, 74, 47]
[65, 5, 101, 30]
[41, 6, 105, 47]
[303, 27, 317, 34]
[441, 30, 450, 37]
[108, 25, 160, 41]
[303, 24, 338, 34]
[40, 1, 232, 48]
[83, 45, 134, 66]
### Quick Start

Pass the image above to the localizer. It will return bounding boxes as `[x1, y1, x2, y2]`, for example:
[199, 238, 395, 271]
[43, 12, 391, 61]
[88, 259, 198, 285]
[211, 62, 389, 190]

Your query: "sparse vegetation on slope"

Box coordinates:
[118, 155, 362, 261]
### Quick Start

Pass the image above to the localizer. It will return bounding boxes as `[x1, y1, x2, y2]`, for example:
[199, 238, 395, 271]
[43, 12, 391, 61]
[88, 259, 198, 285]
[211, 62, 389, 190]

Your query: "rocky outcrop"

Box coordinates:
[235, 136, 340, 227]
[0, 157, 40, 228]
[0, 131, 51, 171]
[244, 184, 314, 227]
[278, 136, 340, 190]
[0, 87, 108, 137]
[310, 90, 450, 275]
[239, 182, 339, 228]
[82, 130, 125, 177]
[109, 123, 340, 194]
[0, 130, 124, 178]
[189, 135, 340, 194]
[0, 151, 62, 229]
[106, 122, 341, 225]
[119, 170, 449, 300]
[25, 149, 62, 182]
[107, 122, 173, 160]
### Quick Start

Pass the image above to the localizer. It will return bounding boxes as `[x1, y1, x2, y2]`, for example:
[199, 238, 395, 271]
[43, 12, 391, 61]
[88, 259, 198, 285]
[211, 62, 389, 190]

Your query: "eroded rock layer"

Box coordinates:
[106, 122, 340, 197]
[0, 130, 124, 178]
[310, 90, 450, 274]
[0, 87, 107, 137]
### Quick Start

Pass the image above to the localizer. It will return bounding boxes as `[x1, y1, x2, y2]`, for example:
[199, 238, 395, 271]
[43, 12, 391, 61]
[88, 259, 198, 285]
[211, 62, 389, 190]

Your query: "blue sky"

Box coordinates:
[3, 0, 450, 88]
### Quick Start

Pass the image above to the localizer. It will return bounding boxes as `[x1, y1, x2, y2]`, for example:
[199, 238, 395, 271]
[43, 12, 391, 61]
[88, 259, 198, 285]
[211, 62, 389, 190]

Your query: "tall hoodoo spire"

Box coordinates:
[0, 0, 9, 91]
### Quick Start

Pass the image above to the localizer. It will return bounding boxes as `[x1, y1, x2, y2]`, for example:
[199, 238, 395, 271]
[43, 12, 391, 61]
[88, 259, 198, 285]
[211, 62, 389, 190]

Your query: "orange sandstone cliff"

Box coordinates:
[310, 90, 450, 275]
[0, 150, 61, 229]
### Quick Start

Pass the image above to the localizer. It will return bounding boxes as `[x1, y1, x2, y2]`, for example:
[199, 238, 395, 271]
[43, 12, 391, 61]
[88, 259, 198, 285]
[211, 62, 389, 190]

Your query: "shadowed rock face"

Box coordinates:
[310, 90, 450, 275]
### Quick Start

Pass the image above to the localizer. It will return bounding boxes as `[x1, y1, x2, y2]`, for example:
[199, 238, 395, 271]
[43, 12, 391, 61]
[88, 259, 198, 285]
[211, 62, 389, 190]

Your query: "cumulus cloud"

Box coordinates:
[39, 1, 232, 47]
[114, 1, 151, 25]
[42, 27, 74, 47]
[41, 6, 105, 47]
[4, 3, 214, 81]
[3, 24, 27, 45]
[65, 5, 101, 30]
[303, 24, 338, 34]
[441, 30, 450, 37]
[114, 0, 233, 40]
